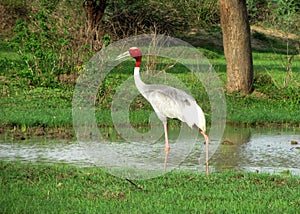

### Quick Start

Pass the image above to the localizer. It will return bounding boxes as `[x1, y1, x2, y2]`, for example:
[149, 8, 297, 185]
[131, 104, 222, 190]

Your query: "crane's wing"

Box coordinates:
[143, 85, 206, 132]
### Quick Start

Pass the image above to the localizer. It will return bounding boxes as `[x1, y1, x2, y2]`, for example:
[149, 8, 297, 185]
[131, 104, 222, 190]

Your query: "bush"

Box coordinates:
[5, 0, 91, 88]
[103, 0, 220, 38]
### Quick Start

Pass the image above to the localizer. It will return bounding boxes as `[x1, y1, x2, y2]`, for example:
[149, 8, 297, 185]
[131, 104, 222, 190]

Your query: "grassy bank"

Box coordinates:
[1, 50, 300, 135]
[1, 161, 300, 213]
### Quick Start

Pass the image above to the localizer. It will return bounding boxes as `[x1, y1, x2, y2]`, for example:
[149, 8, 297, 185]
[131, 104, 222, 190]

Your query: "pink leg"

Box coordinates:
[163, 122, 170, 171]
[200, 130, 209, 175]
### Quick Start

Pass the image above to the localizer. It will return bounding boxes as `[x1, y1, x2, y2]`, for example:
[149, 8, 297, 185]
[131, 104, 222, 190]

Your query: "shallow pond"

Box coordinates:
[1, 125, 299, 177]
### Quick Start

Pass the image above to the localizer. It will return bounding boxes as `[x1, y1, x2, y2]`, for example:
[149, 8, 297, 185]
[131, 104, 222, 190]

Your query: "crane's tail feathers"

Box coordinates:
[196, 105, 206, 132]
[183, 101, 206, 132]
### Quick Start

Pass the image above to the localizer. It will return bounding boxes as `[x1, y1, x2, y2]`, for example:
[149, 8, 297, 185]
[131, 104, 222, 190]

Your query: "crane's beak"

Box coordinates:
[115, 51, 130, 60]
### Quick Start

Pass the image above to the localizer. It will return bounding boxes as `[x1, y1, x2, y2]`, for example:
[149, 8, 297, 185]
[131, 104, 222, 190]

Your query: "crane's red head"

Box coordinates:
[129, 47, 142, 67]
[128, 47, 142, 59]
[116, 47, 142, 67]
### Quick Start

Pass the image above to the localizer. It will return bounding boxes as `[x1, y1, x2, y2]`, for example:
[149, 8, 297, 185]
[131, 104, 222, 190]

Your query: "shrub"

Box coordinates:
[7, 0, 91, 88]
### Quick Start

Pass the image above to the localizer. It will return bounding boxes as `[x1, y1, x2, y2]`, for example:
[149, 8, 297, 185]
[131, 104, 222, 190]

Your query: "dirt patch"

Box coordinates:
[181, 26, 299, 54]
[251, 26, 298, 40]
[56, 74, 78, 84]
[251, 90, 268, 99]
[251, 26, 299, 52]
[179, 28, 224, 52]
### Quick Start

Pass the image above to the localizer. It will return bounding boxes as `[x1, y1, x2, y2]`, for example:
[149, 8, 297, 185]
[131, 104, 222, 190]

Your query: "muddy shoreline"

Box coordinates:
[1, 121, 299, 141]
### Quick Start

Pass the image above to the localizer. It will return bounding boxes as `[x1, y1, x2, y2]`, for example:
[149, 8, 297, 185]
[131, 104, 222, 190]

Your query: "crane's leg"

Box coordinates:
[163, 122, 170, 171]
[200, 130, 209, 175]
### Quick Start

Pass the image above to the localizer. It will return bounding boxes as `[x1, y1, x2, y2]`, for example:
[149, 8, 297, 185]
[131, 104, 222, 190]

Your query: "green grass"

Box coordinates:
[0, 87, 72, 127]
[226, 94, 300, 125]
[1, 161, 300, 213]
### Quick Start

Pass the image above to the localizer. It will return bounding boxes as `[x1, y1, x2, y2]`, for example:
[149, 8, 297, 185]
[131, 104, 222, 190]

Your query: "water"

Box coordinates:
[0, 138, 92, 167]
[202, 125, 300, 175]
[0, 125, 299, 176]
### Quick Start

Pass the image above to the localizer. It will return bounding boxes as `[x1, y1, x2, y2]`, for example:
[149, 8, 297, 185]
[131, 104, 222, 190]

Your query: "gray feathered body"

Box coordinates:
[134, 67, 206, 132]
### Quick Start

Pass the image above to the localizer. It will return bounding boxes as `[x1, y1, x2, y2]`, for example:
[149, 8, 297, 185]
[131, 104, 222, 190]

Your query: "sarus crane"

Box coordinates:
[116, 47, 210, 174]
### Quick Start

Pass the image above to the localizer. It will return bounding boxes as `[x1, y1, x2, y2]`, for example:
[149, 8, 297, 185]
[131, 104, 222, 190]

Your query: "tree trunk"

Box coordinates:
[82, 0, 107, 38]
[219, 0, 254, 94]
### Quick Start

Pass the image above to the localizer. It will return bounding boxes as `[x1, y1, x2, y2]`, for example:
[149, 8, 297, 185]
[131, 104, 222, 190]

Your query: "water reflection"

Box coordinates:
[0, 125, 299, 175]
[210, 125, 251, 171]
[210, 125, 300, 174]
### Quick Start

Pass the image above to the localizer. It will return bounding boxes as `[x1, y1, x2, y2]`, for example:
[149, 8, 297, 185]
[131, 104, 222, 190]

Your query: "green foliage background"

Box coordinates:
[0, 0, 299, 128]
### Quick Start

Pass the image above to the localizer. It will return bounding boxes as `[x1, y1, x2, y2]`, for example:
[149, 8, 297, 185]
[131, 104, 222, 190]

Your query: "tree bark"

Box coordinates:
[82, 0, 107, 32]
[219, 0, 254, 94]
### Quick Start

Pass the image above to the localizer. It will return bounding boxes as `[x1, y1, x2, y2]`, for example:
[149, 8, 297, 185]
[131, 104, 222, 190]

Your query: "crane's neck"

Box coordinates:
[133, 57, 147, 95]
[134, 56, 141, 68]
[134, 67, 140, 76]
[134, 56, 142, 76]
